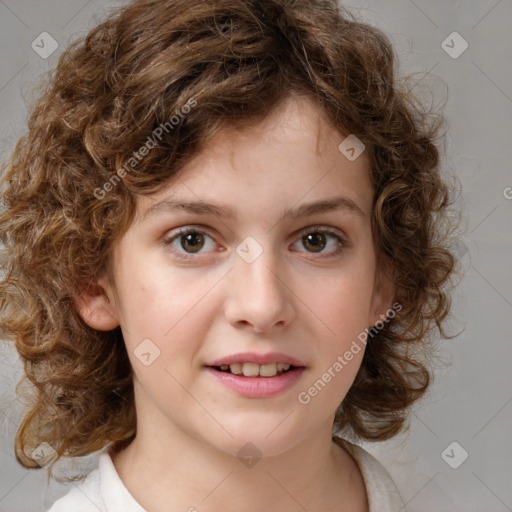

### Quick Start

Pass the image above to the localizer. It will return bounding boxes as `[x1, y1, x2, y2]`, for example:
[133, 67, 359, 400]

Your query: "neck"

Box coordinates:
[111, 424, 367, 512]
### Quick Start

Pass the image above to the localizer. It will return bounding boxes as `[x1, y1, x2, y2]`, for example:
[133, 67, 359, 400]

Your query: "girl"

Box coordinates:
[0, 1, 457, 510]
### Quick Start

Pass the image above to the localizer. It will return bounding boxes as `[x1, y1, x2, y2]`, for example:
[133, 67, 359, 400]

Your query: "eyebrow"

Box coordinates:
[142, 195, 366, 222]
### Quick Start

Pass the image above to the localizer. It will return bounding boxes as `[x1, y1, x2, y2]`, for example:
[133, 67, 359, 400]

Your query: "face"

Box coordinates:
[79, 95, 394, 458]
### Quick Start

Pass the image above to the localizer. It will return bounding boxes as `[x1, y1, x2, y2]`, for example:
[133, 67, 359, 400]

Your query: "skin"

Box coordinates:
[78, 95, 395, 512]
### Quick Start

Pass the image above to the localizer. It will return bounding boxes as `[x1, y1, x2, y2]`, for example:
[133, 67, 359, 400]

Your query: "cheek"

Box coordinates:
[298, 278, 371, 409]
[115, 267, 224, 383]
[303, 262, 375, 344]
[114, 255, 215, 337]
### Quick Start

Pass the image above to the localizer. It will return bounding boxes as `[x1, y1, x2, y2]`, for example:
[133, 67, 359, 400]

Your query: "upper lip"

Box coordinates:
[206, 352, 306, 367]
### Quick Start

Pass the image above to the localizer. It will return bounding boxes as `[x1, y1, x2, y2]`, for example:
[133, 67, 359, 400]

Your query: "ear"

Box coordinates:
[75, 273, 120, 331]
[368, 263, 396, 326]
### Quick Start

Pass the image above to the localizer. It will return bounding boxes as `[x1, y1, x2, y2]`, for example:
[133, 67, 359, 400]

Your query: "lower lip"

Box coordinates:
[205, 367, 306, 398]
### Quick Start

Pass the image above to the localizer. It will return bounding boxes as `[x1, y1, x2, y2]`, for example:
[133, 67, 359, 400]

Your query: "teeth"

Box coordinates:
[220, 362, 293, 377]
[229, 363, 243, 375]
[241, 363, 260, 377]
[259, 363, 277, 377]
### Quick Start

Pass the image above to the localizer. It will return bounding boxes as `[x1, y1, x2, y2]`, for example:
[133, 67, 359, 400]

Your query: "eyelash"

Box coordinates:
[163, 225, 348, 261]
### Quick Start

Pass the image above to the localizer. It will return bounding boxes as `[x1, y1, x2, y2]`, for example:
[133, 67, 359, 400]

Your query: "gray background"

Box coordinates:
[1, 1, 511, 511]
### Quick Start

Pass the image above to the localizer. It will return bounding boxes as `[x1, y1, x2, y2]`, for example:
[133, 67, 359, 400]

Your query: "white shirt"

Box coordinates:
[46, 437, 407, 511]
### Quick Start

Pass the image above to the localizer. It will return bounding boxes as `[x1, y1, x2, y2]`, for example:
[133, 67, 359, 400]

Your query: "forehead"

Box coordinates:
[135, 95, 373, 222]
[208, 95, 348, 161]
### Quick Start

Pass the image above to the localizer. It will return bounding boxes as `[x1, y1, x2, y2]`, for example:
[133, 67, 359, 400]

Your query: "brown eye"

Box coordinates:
[180, 231, 205, 253]
[164, 227, 217, 258]
[291, 227, 347, 257]
[302, 232, 327, 253]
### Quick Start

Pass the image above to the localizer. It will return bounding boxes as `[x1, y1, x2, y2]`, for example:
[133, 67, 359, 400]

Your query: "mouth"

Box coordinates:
[205, 361, 306, 398]
[205, 351, 306, 376]
[208, 362, 300, 378]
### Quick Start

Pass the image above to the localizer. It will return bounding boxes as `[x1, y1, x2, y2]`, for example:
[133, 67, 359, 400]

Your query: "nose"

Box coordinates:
[223, 250, 295, 333]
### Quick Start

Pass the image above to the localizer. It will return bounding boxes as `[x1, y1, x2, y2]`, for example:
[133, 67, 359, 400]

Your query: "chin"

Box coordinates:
[206, 420, 303, 460]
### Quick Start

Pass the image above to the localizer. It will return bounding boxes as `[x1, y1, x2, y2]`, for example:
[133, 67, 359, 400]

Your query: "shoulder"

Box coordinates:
[45, 465, 103, 511]
[46, 452, 146, 512]
[333, 436, 408, 512]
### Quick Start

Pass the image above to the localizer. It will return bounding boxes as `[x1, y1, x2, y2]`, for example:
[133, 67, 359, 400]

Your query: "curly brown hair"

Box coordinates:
[0, 0, 460, 472]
